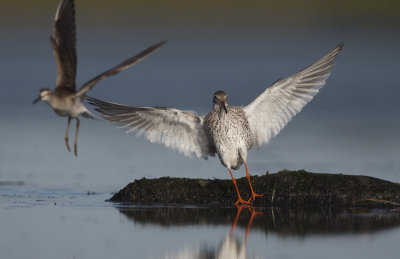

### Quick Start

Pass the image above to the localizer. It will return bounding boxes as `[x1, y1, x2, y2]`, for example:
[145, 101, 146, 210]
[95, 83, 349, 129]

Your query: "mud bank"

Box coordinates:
[109, 170, 400, 207]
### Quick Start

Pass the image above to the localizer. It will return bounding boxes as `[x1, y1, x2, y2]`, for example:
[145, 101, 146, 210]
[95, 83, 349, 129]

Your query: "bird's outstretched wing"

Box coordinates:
[52, 0, 77, 91]
[75, 41, 166, 99]
[87, 97, 215, 158]
[244, 43, 343, 148]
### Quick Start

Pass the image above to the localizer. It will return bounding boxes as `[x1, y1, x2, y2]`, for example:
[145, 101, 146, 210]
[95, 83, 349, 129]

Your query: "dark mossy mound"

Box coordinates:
[109, 170, 400, 207]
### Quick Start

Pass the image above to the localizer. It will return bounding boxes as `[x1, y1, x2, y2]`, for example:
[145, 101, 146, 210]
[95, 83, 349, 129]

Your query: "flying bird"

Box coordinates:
[88, 43, 343, 205]
[33, 0, 166, 156]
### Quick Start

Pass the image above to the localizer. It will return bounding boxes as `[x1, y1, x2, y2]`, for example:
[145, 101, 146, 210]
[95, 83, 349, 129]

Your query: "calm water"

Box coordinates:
[1, 185, 399, 259]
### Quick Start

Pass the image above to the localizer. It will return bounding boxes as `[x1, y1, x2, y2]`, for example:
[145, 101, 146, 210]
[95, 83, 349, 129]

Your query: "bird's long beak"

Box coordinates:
[32, 96, 41, 105]
[220, 101, 228, 113]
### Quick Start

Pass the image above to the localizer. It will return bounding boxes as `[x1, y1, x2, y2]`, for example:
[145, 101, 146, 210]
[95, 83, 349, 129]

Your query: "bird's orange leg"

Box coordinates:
[244, 162, 264, 203]
[228, 168, 251, 205]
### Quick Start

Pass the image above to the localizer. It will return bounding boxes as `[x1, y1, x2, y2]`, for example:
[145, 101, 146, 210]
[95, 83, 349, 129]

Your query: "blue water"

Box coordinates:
[1, 30, 399, 186]
[1, 185, 399, 259]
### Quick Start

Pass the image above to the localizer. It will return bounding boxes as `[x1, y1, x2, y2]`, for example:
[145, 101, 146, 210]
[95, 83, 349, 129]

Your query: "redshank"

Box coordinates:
[88, 43, 343, 205]
[33, 0, 166, 156]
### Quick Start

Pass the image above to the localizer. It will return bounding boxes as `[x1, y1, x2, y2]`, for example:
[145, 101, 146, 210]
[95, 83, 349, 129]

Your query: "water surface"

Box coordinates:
[1, 185, 399, 259]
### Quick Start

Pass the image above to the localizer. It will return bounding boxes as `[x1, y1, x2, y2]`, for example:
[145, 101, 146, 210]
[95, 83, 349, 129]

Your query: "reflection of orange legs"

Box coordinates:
[230, 205, 264, 245]
[229, 205, 244, 237]
[228, 168, 251, 205]
[244, 162, 264, 203]
[244, 207, 264, 245]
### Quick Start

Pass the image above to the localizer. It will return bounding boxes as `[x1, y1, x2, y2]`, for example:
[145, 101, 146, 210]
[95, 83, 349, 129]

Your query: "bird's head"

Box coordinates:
[213, 90, 228, 113]
[33, 88, 53, 104]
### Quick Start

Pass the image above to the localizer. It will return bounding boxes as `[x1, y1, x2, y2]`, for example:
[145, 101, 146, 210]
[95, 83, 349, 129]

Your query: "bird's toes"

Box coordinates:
[235, 197, 252, 206]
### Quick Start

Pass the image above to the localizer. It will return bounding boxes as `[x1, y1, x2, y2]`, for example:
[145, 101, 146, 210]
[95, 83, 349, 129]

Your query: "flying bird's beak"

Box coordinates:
[32, 96, 41, 105]
[220, 101, 228, 113]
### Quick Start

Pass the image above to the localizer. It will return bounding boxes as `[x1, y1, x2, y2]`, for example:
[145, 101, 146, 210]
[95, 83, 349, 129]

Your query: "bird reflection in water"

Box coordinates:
[116, 206, 400, 258]
[165, 205, 263, 259]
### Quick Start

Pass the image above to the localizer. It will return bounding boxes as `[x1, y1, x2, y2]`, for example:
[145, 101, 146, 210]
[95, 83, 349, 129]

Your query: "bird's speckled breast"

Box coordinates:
[204, 106, 253, 169]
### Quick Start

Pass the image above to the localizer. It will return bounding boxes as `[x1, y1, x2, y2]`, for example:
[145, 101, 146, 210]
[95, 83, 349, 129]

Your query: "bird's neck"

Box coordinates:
[213, 104, 228, 118]
[213, 104, 229, 111]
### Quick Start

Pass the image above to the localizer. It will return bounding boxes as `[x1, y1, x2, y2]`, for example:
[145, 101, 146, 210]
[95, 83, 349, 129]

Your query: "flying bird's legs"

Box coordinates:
[244, 162, 264, 203]
[228, 168, 251, 205]
[64, 117, 72, 152]
[73, 118, 80, 156]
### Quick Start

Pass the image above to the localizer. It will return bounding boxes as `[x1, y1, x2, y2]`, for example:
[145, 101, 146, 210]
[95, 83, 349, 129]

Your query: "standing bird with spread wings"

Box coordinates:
[33, 0, 166, 156]
[88, 43, 343, 205]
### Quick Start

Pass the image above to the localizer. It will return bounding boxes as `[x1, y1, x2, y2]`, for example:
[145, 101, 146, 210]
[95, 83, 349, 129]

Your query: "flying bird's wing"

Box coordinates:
[51, 0, 77, 91]
[87, 97, 214, 159]
[75, 41, 166, 99]
[244, 43, 343, 148]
